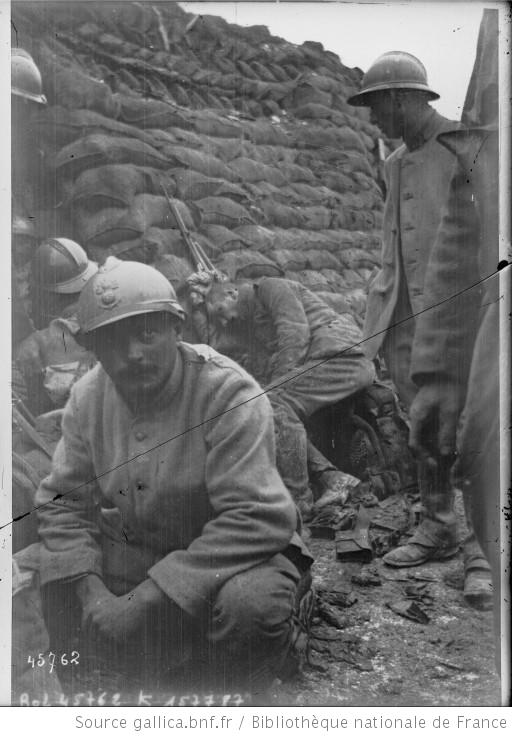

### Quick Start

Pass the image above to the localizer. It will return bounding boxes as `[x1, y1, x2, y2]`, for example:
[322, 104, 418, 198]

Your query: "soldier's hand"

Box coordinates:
[409, 382, 464, 465]
[77, 575, 167, 643]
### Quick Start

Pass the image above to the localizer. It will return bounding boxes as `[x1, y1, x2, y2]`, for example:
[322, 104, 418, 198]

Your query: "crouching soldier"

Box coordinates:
[33, 258, 313, 697]
[203, 277, 376, 519]
[16, 237, 98, 416]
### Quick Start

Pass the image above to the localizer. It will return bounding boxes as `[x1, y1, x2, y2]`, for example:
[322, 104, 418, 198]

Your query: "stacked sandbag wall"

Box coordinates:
[13, 1, 384, 323]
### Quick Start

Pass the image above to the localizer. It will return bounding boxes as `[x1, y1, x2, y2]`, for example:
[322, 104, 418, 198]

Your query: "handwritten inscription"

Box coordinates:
[26, 651, 80, 673]
[18, 690, 251, 707]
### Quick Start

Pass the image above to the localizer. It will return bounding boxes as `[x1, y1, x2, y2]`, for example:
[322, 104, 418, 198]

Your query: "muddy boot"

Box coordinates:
[383, 518, 458, 567]
[463, 534, 493, 610]
[384, 457, 458, 567]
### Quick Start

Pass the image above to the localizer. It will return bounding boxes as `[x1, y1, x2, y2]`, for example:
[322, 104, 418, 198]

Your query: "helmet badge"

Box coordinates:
[94, 278, 120, 309]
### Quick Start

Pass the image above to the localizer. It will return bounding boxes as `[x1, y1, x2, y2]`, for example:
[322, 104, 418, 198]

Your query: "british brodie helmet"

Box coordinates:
[347, 51, 439, 106]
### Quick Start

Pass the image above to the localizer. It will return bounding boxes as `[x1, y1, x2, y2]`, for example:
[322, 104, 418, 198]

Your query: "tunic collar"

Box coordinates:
[405, 109, 449, 152]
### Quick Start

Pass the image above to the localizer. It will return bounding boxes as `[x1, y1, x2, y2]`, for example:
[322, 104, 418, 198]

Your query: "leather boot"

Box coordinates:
[383, 517, 458, 567]
[384, 456, 458, 567]
[463, 534, 493, 610]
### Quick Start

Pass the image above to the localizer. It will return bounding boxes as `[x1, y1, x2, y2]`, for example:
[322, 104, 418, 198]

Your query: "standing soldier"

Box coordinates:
[409, 10, 504, 651]
[348, 52, 491, 607]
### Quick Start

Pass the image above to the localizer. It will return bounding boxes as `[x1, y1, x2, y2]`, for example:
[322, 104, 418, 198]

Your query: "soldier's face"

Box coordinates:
[90, 312, 180, 402]
[206, 288, 240, 327]
[367, 91, 403, 139]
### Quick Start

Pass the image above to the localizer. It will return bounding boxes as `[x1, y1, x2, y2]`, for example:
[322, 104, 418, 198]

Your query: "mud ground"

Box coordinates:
[27, 495, 500, 708]
[272, 491, 501, 707]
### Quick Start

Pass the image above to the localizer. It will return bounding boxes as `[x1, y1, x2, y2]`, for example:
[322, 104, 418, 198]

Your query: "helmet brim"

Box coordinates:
[347, 83, 440, 106]
[12, 88, 47, 105]
[50, 260, 99, 294]
[80, 302, 186, 334]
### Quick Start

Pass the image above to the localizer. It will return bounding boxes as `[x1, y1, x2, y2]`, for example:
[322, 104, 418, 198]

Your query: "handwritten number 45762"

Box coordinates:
[27, 652, 80, 673]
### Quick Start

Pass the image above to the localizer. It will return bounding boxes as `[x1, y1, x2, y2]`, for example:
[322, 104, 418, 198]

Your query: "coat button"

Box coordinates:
[135, 431, 146, 441]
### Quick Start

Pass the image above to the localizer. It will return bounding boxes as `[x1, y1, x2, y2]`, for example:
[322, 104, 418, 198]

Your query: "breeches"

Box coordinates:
[41, 534, 308, 693]
[268, 353, 375, 504]
[382, 308, 456, 531]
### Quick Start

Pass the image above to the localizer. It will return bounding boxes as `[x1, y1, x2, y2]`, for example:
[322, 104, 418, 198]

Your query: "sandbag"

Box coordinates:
[77, 195, 194, 250]
[201, 224, 249, 253]
[31, 106, 156, 150]
[38, 45, 117, 117]
[241, 121, 289, 146]
[292, 84, 332, 108]
[209, 137, 247, 163]
[234, 224, 276, 252]
[271, 248, 308, 272]
[193, 115, 243, 139]
[54, 134, 170, 178]
[149, 127, 202, 149]
[346, 209, 375, 231]
[173, 170, 247, 203]
[279, 162, 316, 184]
[191, 197, 254, 228]
[289, 182, 335, 204]
[341, 269, 366, 288]
[157, 145, 236, 181]
[293, 102, 335, 120]
[129, 194, 195, 230]
[67, 164, 176, 211]
[304, 250, 342, 271]
[299, 71, 342, 93]
[338, 247, 380, 271]
[323, 171, 357, 194]
[229, 157, 286, 187]
[320, 269, 349, 291]
[173, 170, 226, 202]
[295, 270, 330, 292]
[294, 125, 366, 154]
[245, 181, 295, 206]
[237, 59, 259, 79]
[302, 206, 333, 231]
[214, 250, 283, 281]
[91, 238, 159, 264]
[153, 254, 195, 294]
[75, 206, 142, 250]
[261, 201, 306, 229]
[168, 83, 191, 107]
[113, 94, 194, 129]
[141, 227, 187, 258]
[252, 145, 296, 166]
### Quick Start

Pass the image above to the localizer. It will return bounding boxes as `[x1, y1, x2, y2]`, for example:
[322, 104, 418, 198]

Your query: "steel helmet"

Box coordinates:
[32, 237, 98, 294]
[11, 48, 47, 105]
[347, 51, 439, 106]
[77, 257, 186, 334]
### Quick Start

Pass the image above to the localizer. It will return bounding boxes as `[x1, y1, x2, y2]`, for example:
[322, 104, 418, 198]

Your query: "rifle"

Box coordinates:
[161, 184, 220, 279]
